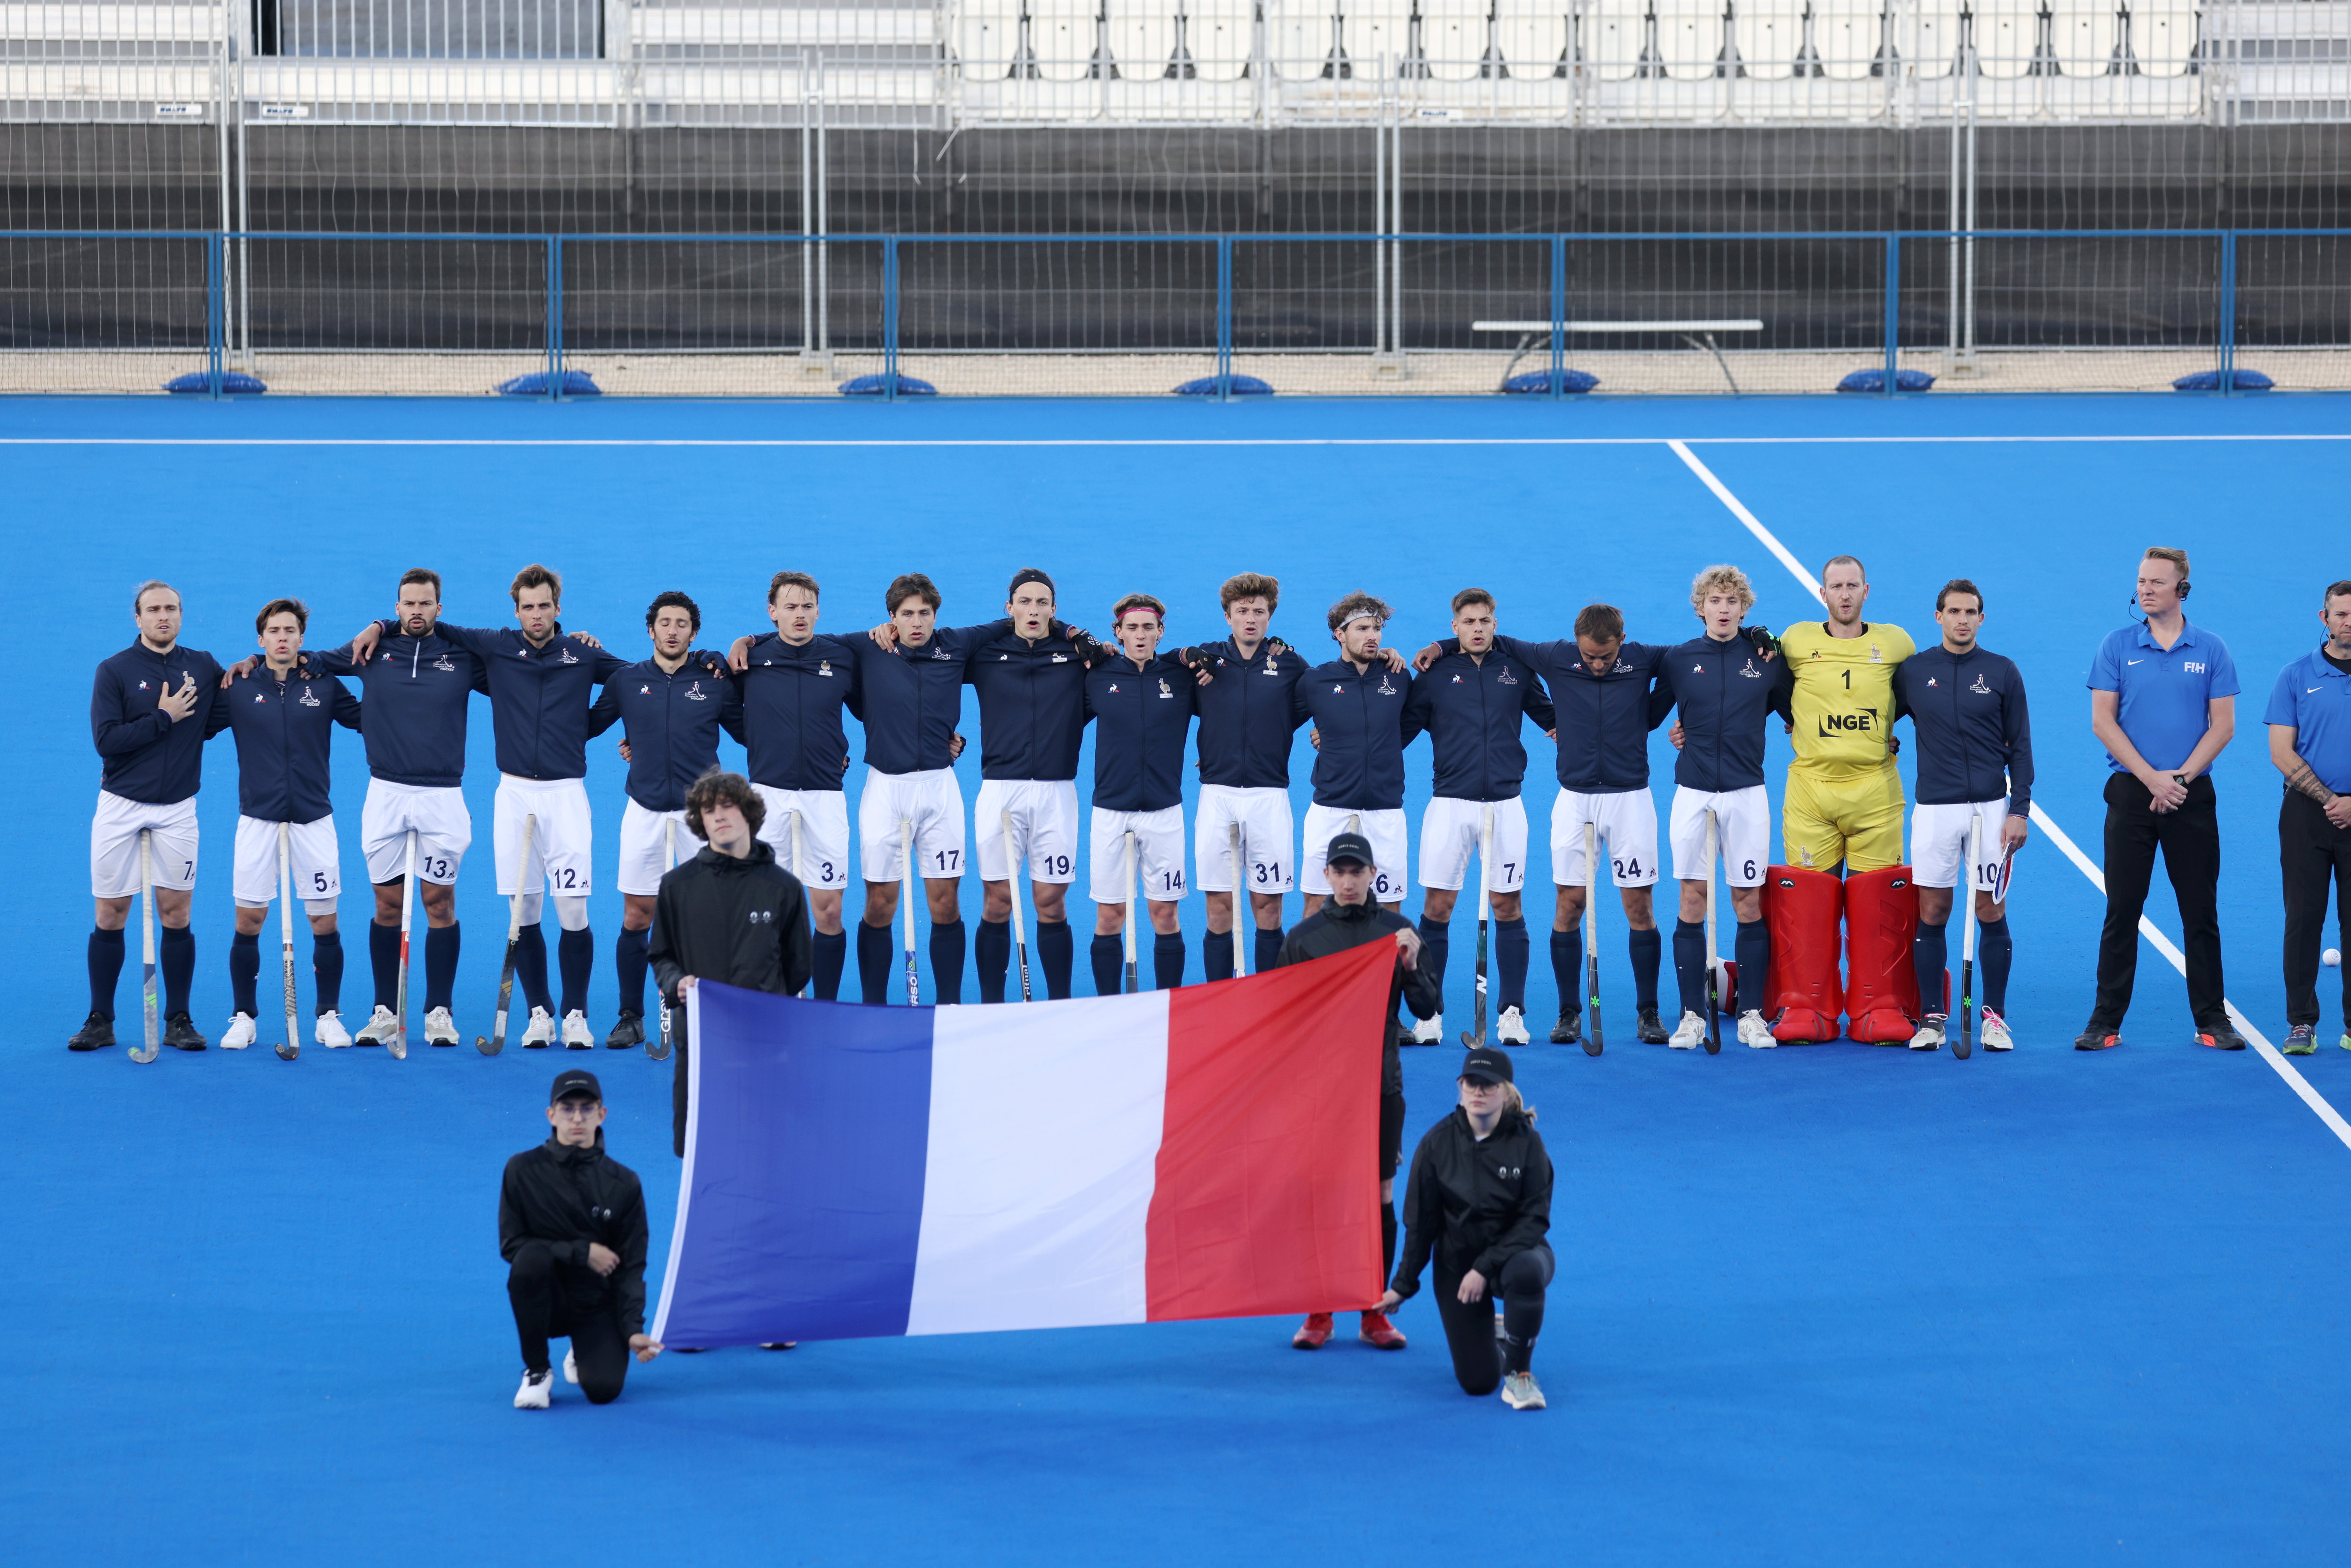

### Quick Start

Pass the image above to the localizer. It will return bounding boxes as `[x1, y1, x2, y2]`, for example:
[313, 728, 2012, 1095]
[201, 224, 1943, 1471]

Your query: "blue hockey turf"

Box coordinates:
[8, 392, 2351, 1566]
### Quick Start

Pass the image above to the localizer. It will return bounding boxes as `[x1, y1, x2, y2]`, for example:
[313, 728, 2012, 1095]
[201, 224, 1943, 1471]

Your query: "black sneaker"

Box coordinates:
[1636, 1006, 1669, 1045]
[2196, 1024, 2248, 1052]
[163, 1011, 207, 1051]
[1549, 1007, 1582, 1045]
[2074, 1024, 2122, 1051]
[605, 1011, 645, 1050]
[67, 1011, 115, 1052]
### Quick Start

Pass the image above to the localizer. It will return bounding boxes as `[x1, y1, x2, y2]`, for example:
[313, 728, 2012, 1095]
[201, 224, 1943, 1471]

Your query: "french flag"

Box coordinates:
[650, 942, 1399, 1347]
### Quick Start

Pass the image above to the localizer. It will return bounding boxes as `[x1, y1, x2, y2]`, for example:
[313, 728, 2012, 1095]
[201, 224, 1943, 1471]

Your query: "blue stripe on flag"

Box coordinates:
[661, 984, 935, 1346]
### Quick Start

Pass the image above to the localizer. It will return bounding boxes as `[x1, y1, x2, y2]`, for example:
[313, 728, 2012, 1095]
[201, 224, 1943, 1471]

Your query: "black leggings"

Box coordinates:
[1432, 1245, 1554, 1397]
[508, 1240, 631, 1404]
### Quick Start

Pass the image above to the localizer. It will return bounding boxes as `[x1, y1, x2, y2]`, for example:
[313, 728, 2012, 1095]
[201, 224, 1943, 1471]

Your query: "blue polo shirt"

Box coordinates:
[2087, 620, 2240, 773]
[2264, 648, 2351, 792]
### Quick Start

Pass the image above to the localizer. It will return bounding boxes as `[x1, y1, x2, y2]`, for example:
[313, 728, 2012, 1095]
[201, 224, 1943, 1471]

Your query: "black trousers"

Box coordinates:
[1432, 1245, 1554, 1397]
[2280, 790, 2351, 1028]
[2094, 772, 2226, 1030]
[508, 1239, 631, 1403]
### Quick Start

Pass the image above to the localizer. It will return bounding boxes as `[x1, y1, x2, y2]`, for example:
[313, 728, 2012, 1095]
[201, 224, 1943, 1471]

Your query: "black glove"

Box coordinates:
[1267, 637, 1291, 658]
[1180, 646, 1215, 676]
[1744, 623, 1778, 659]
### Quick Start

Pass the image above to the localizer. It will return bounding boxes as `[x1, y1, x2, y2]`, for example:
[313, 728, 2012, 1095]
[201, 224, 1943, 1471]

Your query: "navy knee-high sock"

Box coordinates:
[1627, 925, 1662, 1011]
[929, 919, 966, 1006]
[1203, 925, 1236, 983]
[974, 918, 1011, 1004]
[1254, 927, 1284, 976]
[1090, 934, 1123, 995]
[514, 924, 551, 1015]
[1550, 928, 1583, 1015]
[812, 930, 847, 1001]
[1418, 917, 1451, 1014]
[87, 928, 126, 1019]
[312, 930, 344, 1016]
[1038, 919, 1074, 1000]
[1153, 931, 1186, 990]
[1979, 917, 2013, 1014]
[424, 922, 459, 1012]
[856, 920, 892, 1005]
[1672, 919, 1707, 1017]
[557, 927, 593, 1018]
[1734, 918, 1769, 1017]
[370, 920, 400, 1010]
[615, 927, 650, 1016]
[229, 931, 260, 1017]
[159, 924, 194, 1016]
[1496, 916, 1530, 1014]
[1914, 920, 1949, 1017]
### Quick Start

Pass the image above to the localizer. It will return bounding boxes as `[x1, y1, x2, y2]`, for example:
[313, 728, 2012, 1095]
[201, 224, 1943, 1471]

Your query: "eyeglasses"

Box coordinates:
[552, 1099, 602, 1119]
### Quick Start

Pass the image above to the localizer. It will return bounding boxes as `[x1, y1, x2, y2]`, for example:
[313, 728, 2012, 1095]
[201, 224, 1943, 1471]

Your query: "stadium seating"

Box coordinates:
[1813, 0, 1886, 79]
[1493, 0, 1570, 77]
[2053, 0, 2121, 73]
[1734, 0, 1805, 79]
[1584, 0, 1648, 82]
[1180, 0, 1256, 79]
[1269, 0, 1340, 75]
[1972, 0, 2041, 79]
[1656, 0, 1729, 79]
[1419, 0, 1494, 80]
[2131, 0, 2200, 76]
[1109, 0, 1179, 78]
[1027, 0, 1103, 80]
[1339, 0, 1416, 74]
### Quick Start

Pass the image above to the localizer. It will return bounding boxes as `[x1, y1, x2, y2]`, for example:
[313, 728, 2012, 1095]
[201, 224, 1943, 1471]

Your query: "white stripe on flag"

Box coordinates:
[905, 993, 1172, 1335]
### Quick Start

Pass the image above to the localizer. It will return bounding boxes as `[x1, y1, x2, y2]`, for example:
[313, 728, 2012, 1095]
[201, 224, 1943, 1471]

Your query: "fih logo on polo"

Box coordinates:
[2183, 661, 2208, 674]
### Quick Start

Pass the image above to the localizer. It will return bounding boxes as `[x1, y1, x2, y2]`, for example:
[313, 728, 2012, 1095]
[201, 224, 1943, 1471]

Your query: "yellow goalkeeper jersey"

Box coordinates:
[1779, 620, 1916, 777]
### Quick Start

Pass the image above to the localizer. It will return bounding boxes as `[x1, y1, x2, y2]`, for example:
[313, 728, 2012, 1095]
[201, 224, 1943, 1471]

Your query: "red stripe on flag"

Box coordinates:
[1144, 940, 1396, 1323]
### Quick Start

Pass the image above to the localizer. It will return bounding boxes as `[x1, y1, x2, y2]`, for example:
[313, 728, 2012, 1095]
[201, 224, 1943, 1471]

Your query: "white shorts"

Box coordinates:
[859, 767, 966, 884]
[1091, 805, 1187, 905]
[751, 785, 851, 892]
[1551, 788, 1663, 888]
[1193, 783, 1296, 895]
[1418, 796, 1530, 894]
[233, 814, 341, 906]
[91, 791, 198, 898]
[361, 779, 471, 885]
[617, 798, 691, 897]
[1911, 797, 2010, 892]
[494, 775, 593, 897]
[1301, 803, 1409, 902]
[977, 778, 1081, 884]
[1669, 784, 1772, 887]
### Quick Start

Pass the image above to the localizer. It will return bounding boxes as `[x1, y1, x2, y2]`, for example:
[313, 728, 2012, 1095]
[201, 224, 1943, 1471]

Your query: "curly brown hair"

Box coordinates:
[1325, 591, 1393, 633]
[684, 769, 765, 843]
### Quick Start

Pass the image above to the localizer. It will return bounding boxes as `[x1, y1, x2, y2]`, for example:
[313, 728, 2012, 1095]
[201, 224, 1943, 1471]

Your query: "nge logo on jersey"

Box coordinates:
[1819, 709, 1879, 735]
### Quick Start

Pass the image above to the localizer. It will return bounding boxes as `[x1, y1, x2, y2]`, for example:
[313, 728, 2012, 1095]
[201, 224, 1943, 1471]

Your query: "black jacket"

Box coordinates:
[499, 1134, 651, 1336]
[1272, 898, 1441, 1097]
[1400, 644, 1556, 802]
[647, 842, 815, 1009]
[1390, 1105, 1554, 1299]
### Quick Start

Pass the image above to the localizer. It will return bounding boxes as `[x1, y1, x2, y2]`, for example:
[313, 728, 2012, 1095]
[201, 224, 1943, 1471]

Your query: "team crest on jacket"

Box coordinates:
[819, 661, 832, 677]
[1739, 658, 1761, 678]
[1263, 656, 1279, 674]
[433, 656, 456, 671]
[685, 681, 708, 701]
[1050, 654, 1068, 664]
[1158, 678, 1173, 698]
[1499, 670, 1518, 686]
[557, 647, 578, 665]
[1971, 674, 1993, 694]
[1378, 677, 1396, 695]
[298, 686, 320, 707]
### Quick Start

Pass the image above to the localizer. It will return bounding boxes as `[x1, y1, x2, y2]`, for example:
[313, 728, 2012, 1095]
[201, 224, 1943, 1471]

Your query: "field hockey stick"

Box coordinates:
[787, 810, 815, 999]
[653, 817, 678, 1055]
[1228, 821, 1248, 978]
[274, 822, 300, 1061]
[900, 819, 920, 1006]
[1702, 809, 1723, 1055]
[476, 812, 536, 1055]
[1461, 805, 1493, 1048]
[391, 827, 415, 1059]
[1957, 813, 1980, 1060]
[1123, 830, 1140, 993]
[1582, 819, 1604, 1057]
[131, 829, 159, 1063]
[1002, 811, 1033, 1001]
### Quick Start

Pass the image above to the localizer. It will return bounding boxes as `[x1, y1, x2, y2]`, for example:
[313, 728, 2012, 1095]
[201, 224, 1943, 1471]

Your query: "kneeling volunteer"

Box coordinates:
[1377, 1045, 1554, 1411]
[502, 1068, 660, 1408]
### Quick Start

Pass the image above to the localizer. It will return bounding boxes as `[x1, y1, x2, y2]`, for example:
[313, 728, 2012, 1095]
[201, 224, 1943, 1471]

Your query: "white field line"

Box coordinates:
[0, 432, 2350, 449]
[1667, 437, 2351, 1153]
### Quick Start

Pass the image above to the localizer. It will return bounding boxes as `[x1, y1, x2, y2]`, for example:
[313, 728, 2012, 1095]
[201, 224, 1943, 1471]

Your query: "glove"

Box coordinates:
[1744, 623, 1778, 659]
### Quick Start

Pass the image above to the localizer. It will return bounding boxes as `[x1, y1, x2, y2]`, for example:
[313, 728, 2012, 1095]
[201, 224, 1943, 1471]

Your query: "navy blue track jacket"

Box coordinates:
[588, 656, 747, 812]
[1649, 633, 1793, 792]
[1400, 646, 1557, 802]
[312, 628, 487, 788]
[731, 633, 860, 793]
[206, 664, 362, 822]
[1893, 643, 2035, 816]
[1298, 658, 1417, 811]
[967, 622, 1096, 782]
[1185, 638, 1312, 788]
[1084, 654, 1198, 812]
[428, 622, 628, 782]
[838, 620, 1008, 776]
[91, 641, 227, 804]
[1441, 634, 1671, 793]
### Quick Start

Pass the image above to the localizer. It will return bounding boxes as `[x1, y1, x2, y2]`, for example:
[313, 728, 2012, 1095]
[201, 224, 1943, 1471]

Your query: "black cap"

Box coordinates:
[1325, 831, 1374, 869]
[1459, 1046, 1514, 1086]
[1007, 567, 1057, 599]
[550, 1068, 603, 1104]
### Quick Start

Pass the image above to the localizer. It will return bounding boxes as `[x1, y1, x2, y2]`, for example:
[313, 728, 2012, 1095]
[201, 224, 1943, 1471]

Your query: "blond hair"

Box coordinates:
[1689, 564, 1755, 612]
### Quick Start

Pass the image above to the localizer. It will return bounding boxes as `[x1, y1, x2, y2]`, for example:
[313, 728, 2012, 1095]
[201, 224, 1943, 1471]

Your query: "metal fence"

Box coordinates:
[5, 225, 2344, 393]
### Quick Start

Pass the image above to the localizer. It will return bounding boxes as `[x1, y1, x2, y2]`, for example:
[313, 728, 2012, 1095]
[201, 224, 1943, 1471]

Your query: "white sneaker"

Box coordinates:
[220, 1012, 257, 1051]
[562, 1348, 579, 1385]
[561, 1009, 595, 1051]
[1909, 1015, 1947, 1052]
[1500, 1371, 1547, 1410]
[1980, 1009, 2014, 1051]
[514, 1369, 552, 1409]
[520, 1007, 557, 1049]
[1667, 1010, 1707, 1050]
[1738, 1010, 1776, 1049]
[354, 1004, 398, 1046]
[313, 1010, 352, 1049]
[1410, 1014, 1445, 1046]
[423, 1006, 459, 1048]
[1496, 1006, 1531, 1046]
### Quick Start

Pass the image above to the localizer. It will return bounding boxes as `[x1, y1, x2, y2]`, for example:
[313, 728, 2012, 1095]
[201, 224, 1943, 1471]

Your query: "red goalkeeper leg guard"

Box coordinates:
[1843, 865, 1923, 1043]
[1763, 866, 1843, 1043]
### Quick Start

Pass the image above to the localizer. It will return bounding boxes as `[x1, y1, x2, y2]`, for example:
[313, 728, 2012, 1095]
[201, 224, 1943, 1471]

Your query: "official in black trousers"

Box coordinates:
[2081, 548, 2244, 1051]
[2264, 580, 2351, 1053]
